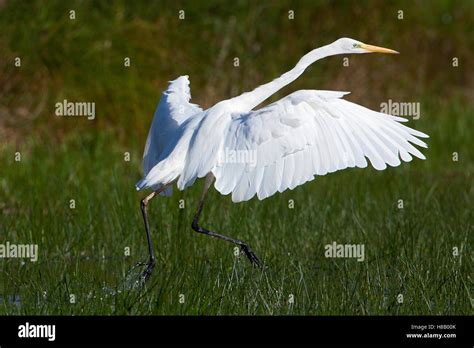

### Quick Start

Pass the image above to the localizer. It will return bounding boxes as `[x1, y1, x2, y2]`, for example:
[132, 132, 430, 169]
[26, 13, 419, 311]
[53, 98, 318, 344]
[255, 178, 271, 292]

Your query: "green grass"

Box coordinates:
[0, 0, 472, 315]
[0, 99, 472, 315]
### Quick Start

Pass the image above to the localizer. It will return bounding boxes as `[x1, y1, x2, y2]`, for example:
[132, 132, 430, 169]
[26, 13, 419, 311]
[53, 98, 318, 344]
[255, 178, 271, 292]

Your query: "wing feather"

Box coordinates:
[138, 75, 202, 193]
[142, 76, 202, 175]
[212, 89, 429, 202]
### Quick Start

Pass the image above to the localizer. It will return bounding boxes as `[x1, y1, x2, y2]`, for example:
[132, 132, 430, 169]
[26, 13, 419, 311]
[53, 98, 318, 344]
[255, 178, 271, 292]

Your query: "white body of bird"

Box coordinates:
[136, 38, 428, 203]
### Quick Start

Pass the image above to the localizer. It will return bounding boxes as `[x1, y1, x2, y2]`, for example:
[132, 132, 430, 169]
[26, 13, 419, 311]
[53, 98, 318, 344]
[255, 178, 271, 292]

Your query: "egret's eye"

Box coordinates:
[352, 43, 360, 48]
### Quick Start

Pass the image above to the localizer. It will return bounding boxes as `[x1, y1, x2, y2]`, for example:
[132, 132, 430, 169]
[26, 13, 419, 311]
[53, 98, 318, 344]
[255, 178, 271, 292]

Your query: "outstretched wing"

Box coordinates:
[212, 90, 429, 202]
[138, 75, 202, 194]
[142, 75, 202, 177]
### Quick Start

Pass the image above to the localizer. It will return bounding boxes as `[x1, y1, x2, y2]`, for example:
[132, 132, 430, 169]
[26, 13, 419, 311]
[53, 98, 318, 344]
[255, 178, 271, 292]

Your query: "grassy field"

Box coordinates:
[1, 101, 472, 315]
[0, 1, 473, 315]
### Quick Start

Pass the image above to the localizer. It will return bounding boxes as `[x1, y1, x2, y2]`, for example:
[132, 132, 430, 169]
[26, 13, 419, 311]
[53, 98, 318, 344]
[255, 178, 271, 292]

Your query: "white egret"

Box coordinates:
[136, 38, 429, 280]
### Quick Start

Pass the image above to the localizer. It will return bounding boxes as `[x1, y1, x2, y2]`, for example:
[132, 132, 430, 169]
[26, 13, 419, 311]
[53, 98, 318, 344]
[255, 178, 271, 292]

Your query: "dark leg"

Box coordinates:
[140, 185, 169, 281]
[191, 174, 262, 267]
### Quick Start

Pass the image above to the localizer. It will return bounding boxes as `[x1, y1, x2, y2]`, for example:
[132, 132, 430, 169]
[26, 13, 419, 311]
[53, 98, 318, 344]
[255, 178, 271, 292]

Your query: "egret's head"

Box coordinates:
[333, 38, 399, 55]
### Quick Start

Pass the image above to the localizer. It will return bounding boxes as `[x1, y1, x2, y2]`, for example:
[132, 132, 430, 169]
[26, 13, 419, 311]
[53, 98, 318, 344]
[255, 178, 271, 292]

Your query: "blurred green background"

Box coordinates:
[1, 0, 472, 145]
[0, 0, 472, 315]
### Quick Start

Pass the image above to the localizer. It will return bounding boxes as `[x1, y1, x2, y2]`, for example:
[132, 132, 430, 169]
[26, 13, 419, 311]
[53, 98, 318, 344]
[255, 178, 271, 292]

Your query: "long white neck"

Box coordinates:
[232, 43, 340, 110]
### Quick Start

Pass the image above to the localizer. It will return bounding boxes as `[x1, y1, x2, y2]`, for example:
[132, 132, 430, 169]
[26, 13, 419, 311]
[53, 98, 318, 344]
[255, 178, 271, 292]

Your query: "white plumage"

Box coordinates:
[136, 38, 428, 203]
[138, 75, 202, 196]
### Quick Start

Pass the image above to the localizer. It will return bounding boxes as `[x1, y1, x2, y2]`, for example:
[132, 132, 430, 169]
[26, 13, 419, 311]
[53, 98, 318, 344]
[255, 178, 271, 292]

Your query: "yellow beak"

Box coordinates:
[360, 43, 399, 54]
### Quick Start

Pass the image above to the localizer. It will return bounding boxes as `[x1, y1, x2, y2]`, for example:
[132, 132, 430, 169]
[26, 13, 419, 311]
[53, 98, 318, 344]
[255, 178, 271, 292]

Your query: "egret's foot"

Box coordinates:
[240, 244, 263, 268]
[141, 259, 156, 282]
